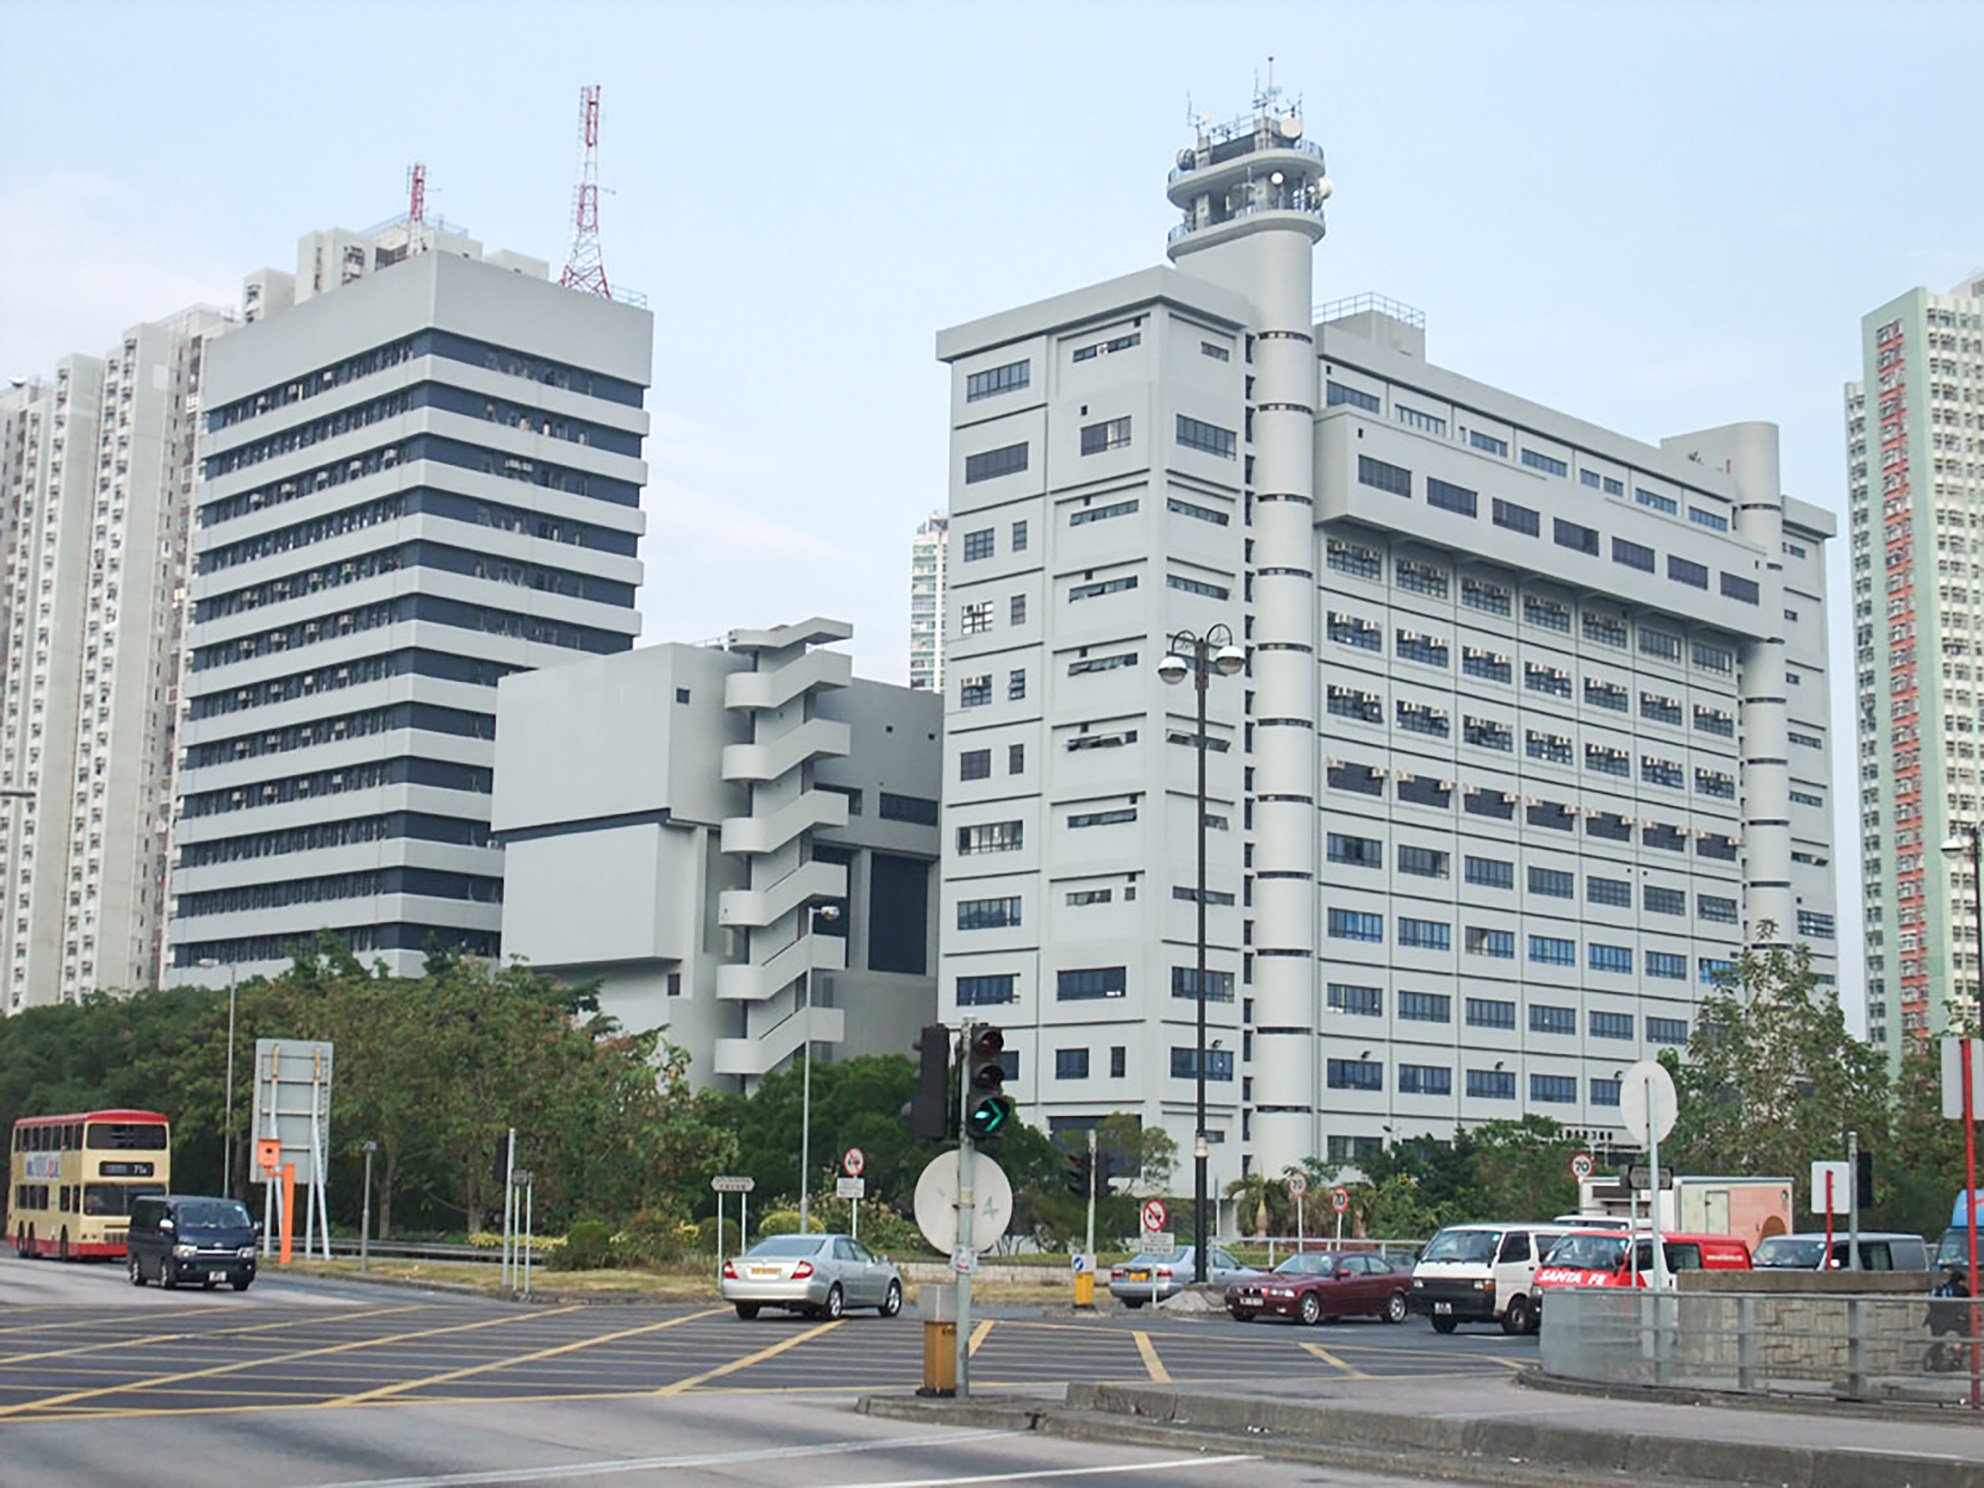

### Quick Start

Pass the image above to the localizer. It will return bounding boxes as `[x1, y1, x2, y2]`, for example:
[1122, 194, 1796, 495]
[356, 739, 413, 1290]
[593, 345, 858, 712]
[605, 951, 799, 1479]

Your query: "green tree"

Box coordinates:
[1470, 1116, 1581, 1220]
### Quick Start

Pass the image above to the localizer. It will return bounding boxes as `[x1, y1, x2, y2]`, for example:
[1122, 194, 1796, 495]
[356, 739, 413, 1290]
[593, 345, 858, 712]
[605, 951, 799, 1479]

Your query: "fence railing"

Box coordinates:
[1540, 1286, 1984, 1408]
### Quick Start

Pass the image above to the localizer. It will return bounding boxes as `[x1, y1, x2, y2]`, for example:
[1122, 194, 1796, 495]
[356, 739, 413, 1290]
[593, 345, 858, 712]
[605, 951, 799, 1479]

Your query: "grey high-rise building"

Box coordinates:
[163, 221, 652, 983]
[935, 90, 1836, 1190]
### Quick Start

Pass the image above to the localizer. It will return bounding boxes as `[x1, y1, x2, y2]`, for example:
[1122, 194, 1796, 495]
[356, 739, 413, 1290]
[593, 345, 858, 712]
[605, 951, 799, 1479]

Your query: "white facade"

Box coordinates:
[910, 512, 948, 692]
[491, 621, 941, 1089]
[1, 308, 233, 1008]
[935, 95, 1836, 1186]
[164, 226, 651, 983]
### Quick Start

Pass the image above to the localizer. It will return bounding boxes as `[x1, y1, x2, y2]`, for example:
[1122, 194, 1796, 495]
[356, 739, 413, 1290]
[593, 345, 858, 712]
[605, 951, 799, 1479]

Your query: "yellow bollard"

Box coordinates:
[1073, 1269, 1095, 1308]
[918, 1284, 957, 1396]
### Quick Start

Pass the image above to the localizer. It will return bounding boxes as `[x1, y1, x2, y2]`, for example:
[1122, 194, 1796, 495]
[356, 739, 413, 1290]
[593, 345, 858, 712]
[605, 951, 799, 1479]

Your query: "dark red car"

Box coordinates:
[1225, 1249, 1410, 1325]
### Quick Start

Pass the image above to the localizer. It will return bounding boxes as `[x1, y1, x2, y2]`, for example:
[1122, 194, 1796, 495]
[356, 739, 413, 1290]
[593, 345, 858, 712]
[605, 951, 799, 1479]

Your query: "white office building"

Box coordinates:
[935, 91, 1836, 1186]
[1, 307, 232, 1008]
[910, 513, 949, 692]
[492, 620, 941, 1088]
[164, 220, 651, 983]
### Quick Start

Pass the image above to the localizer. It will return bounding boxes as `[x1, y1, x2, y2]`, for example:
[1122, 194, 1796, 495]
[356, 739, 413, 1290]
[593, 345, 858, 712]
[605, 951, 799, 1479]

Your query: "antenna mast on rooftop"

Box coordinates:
[407, 162, 427, 225]
[560, 85, 612, 299]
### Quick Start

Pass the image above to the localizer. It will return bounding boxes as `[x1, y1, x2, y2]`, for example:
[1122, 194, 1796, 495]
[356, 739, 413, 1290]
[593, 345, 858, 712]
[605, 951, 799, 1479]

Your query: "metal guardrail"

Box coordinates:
[324, 1238, 541, 1263]
[1540, 1287, 1984, 1408]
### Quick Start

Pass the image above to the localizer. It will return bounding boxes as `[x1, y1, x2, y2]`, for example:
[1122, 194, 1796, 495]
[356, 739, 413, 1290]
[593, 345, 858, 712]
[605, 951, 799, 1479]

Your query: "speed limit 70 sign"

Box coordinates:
[1570, 1150, 1595, 1181]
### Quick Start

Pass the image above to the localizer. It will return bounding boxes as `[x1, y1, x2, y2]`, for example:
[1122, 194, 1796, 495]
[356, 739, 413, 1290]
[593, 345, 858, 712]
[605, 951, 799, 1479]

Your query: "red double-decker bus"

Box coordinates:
[8, 1109, 172, 1259]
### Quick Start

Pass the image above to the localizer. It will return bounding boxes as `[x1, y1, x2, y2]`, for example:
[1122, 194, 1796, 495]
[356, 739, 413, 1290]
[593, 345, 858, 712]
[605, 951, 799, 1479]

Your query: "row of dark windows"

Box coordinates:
[169, 923, 501, 970]
[185, 701, 494, 771]
[176, 810, 494, 871]
[190, 592, 629, 672]
[181, 755, 493, 819]
[176, 865, 504, 919]
[187, 648, 521, 721]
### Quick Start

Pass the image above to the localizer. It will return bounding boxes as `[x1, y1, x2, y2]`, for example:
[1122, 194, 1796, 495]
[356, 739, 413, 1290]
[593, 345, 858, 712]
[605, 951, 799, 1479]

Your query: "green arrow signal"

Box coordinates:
[968, 1094, 1014, 1139]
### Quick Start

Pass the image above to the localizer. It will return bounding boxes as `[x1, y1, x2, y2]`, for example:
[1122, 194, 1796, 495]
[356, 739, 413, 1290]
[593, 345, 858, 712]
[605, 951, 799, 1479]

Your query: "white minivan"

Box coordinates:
[1408, 1222, 1582, 1335]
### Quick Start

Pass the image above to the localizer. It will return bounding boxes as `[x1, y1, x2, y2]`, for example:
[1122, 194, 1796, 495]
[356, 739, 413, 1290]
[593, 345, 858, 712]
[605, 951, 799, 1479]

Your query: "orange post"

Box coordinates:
[280, 1163, 296, 1266]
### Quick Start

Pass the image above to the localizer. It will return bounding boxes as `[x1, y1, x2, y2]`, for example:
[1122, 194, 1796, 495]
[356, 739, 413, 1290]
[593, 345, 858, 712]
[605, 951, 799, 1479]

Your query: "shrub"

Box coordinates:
[614, 1208, 703, 1267]
[551, 1218, 616, 1271]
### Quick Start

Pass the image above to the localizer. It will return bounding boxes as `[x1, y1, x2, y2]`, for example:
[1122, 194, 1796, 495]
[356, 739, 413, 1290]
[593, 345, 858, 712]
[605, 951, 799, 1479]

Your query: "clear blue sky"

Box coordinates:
[6, 0, 1977, 1026]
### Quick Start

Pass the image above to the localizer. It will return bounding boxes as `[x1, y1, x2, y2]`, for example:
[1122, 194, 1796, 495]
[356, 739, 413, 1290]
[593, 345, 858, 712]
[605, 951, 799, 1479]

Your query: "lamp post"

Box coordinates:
[796, 903, 842, 1237]
[1157, 624, 1245, 1276]
[199, 957, 240, 1196]
[1941, 824, 1983, 1404]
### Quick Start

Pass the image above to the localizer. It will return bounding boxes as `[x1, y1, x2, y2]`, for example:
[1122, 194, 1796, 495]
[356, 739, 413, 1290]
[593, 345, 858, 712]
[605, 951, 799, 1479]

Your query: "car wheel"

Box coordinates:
[820, 1284, 844, 1321]
[1121, 1297, 1145, 1310]
[1228, 1307, 1250, 1322]
[734, 1303, 760, 1320]
[1384, 1290, 1409, 1325]
[231, 1276, 252, 1292]
[130, 1254, 145, 1287]
[879, 1280, 902, 1318]
[1298, 1292, 1322, 1326]
[162, 1257, 179, 1290]
[1502, 1296, 1533, 1336]
[57, 1229, 69, 1262]
[1430, 1314, 1458, 1334]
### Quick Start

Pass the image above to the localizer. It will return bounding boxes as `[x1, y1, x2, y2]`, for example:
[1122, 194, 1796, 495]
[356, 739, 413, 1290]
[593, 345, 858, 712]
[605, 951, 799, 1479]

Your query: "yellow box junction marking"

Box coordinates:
[968, 1318, 995, 1356]
[656, 1317, 842, 1395]
[1131, 1330, 1170, 1383]
[0, 1304, 421, 1368]
[1297, 1339, 1370, 1378]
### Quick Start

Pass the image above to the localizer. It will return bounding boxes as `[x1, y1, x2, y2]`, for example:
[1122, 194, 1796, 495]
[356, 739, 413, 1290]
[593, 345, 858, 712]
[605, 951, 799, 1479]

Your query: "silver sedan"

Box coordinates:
[1109, 1245, 1260, 1307]
[720, 1233, 904, 1320]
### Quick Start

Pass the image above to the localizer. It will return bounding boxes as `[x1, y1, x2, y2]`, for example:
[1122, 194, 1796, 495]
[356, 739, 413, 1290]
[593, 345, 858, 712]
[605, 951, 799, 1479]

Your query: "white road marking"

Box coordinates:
[833, 1455, 1260, 1488]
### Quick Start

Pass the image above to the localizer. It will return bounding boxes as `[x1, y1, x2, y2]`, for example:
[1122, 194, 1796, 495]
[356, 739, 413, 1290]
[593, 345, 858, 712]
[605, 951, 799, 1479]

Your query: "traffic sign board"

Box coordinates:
[1287, 1171, 1308, 1198]
[1144, 1231, 1177, 1256]
[710, 1175, 755, 1194]
[1141, 1197, 1169, 1233]
[843, 1146, 865, 1177]
[1570, 1151, 1595, 1181]
[1071, 1253, 1092, 1274]
[1330, 1186, 1350, 1214]
[836, 1176, 866, 1200]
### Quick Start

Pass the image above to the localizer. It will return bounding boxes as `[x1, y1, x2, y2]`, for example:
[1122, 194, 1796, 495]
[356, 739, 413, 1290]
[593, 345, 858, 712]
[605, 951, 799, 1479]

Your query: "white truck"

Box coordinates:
[1575, 1174, 1792, 1253]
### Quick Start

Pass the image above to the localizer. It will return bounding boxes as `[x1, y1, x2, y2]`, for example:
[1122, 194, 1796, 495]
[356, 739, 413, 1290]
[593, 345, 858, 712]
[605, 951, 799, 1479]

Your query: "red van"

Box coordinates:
[1533, 1229, 1750, 1315]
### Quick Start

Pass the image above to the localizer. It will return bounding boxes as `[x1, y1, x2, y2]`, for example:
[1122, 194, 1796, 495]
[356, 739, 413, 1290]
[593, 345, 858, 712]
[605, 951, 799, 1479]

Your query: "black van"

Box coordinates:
[127, 1195, 259, 1291]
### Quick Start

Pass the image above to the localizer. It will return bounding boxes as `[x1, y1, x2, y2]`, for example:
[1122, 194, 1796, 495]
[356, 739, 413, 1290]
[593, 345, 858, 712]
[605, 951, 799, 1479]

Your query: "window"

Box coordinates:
[1080, 416, 1132, 454]
[1397, 404, 1447, 435]
[1012, 519, 1027, 551]
[1168, 496, 1229, 525]
[964, 443, 1028, 484]
[1327, 685, 1383, 724]
[1641, 756, 1684, 789]
[1689, 505, 1731, 532]
[1642, 884, 1685, 915]
[1466, 997, 1516, 1029]
[1398, 1064, 1452, 1095]
[1110, 1046, 1126, 1078]
[1395, 558, 1449, 597]
[1177, 414, 1237, 458]
[1329, 763, 1384, 796]
[1528, 866, 1573, 898]
[1066, 888, 1112, 906]
[1465, 856, 1513, 889]
[1530, 1074, 1577, 1104]
[1397, 917, 1450, 951]
[1583, 612, 1629, 648]
[1590, 1010, 1634, 1040]
[957, 897, 1021, 930]
[963, 528, 995, 561]
[1463, 648, 1511, 683]
[1070, 497, 1139, 525]
[1698, 957, 1733, 985]
[1647, 1016, 1689, 1045]
[956, 820, 1022, 855]
[1692, 641, 1733, 673]
[1327, 613, 1382, 651]
[1469, 429, 1508, 457]
[1008, 668, 1027, 700]
[1586, 810, 1632, 842]
[1465, 787, 1516, 820]
[1580, 469, 1601, 489]
[1427, 477, 1477, 516]
[1798, 910, 1835, 939]
[1553, 518, 1599, 556]
[1200, 340, 1230, 362]
[959, 749, 991, 781]
[1068, 575, 1136, 601]
[1167, 573, 1230, 600]
[1173, 1048, 1235, 1080]
[1528, 800, 1575, 831]
[1612, 537, 1655, 573]
[1526, 729, 1573, 765]
[1008, 743, 1024, 774]
[960, 674, 992, 708]
[1055, 1048, 1090, 1079]
[880, 793, 938, 824]
[1464, 715, 1513, 750]
[1009, 593, 1026, 626]
[1698, 894, 1738, 924]
[1326, 982, 1383, 1016]
[1696, 769, 1735, 800]
[966, 359, 1030, 402]
[1590, 1078, 1622, 1107]
[1524, 664, 1571, 699]
[1067, 652, 1138, 675]
[1327, 1058, 1384, 1091]
[1646, 951, 1686, 980]
[1396, 631, 1450, 667]
[1397, 775, 1452, 808]
[1493, 498, 1540, 536]
[1327, 832, 1383, 868]
[1072, 331, 1140, 361]
[1636, 487, 1678, 515]
[1326, 380, 1380, 411]
[1641, 691, 1683, 725]
[1068, 807, 1135, 828]
[1327, 538, 1382, 580]
[1640, 628, 1682, 662]
[1397, 845, 1449, 878]
[1461, 576, 1511, 615]
[1586, 743, 1629, 777]
[1357, 454, 1411, 496]
[1521, 448, 1569, 477]
[1529, 935, 1575, 967]
[1173, 967, 1236, 1002]
[1465, 927, 1515, 959]
[1720, 572, 1759, 604]
[1588, 943, 1633, 975]
[1603, 476, 1624, 495]
[961, 601, 992, 635]
[1327, 908, 1384, 943]
[1523, 595, 1570, 633]
[958, 974, 1016, 1006]
[1645, 821, 1687, 852]
[1058, 966, 1126, 1000]
[1530, 1003, 1576, 1034]
[1468, 1069, 1516, 1100]
[1399, 990, 1451, 1023]
[1668, 555, 1709, 590]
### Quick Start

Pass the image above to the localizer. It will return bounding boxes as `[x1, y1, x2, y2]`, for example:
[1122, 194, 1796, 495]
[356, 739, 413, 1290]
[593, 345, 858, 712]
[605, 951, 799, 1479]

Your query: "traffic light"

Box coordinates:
[965, 1023, 1014, 1140]
[1856, 1148, 1875, 1210]
[908, 1023, 953, 1142]
[1065, 1149, 1091, 1195]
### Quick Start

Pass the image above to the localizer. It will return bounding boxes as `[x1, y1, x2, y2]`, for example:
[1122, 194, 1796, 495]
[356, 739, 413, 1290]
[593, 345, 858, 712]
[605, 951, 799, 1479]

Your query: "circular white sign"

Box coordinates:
[843, 1146, 865, 1177]
[1287, 1171, 1308, 1198]
[1330, 1186, 1350, 1214]
[1141, 1197, 1169, 1233]
[1570, 1151, 1595, 1181]
[912, 1150, 1013, 1254]
[1620, 1060, 1679, 1146]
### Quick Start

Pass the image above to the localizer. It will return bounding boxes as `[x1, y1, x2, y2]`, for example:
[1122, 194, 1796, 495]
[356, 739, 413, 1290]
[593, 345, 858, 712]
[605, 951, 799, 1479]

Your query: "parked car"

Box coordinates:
[1532, 1229, 1751, 1321]
[1109, 1245, 1258, 1306]
[126, 1194, 258, 1291]
[1226, 1249, 1409, 1325]
[1753, 1231, 1929, 1272]
[720, 1233, 902, 1320]
[1409, 1221, 1583, 1335]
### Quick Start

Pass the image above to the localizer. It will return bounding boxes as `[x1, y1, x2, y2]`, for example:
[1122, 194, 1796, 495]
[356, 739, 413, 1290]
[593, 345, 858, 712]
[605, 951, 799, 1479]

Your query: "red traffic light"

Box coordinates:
[971, 1026, 1005, 1062]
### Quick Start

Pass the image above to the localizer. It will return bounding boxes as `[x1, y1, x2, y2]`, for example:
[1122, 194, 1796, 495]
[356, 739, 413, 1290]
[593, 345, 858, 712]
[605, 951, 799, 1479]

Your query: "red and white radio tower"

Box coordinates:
[560, 85, 612, 299]
[407, 162, 427, 225]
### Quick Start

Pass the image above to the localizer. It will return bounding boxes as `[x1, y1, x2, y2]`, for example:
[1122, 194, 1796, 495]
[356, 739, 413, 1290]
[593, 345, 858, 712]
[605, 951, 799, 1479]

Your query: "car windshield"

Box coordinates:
[1755, 1238, 1828, 1269]
[177, 1199, 253, 1228]
[1274, 1253, 1337, 1276]
[1545, 1234, 1627, 1270]
[746, 1236, 825, 1258]
[1421, 1228, 1501, 1264]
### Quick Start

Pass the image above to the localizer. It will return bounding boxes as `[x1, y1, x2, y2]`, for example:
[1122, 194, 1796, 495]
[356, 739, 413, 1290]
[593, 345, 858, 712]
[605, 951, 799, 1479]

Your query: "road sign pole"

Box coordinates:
[1297, 1196, 1305, 1253]
[954, 1027, 974, 1399]
[1964, 1036, 1980, 1409]
[1647, 1073, 1668, 1291]
[1847, 1130, 1860, 1270]
[1823, 1170, 1835, 1270]
[1084, 1126, 1097, 1265]
[715, 1193, 724, 1284]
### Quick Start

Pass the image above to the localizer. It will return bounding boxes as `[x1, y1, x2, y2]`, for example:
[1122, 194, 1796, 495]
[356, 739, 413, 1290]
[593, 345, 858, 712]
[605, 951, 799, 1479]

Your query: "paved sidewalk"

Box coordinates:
[861, 1371, 1984, 1488]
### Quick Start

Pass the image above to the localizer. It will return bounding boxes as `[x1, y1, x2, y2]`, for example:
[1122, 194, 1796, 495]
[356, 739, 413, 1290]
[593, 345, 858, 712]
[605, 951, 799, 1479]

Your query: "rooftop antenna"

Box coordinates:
[560, 84, 612, 299]
[406, 163, 427, 226]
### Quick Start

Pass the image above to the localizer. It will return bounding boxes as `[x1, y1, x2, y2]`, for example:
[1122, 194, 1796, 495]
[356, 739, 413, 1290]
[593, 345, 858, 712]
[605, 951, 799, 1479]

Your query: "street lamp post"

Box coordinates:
[796, 904, 842, 1237]
[1158, 624, 1245, 1276]
[199, 957, 240, 1196]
